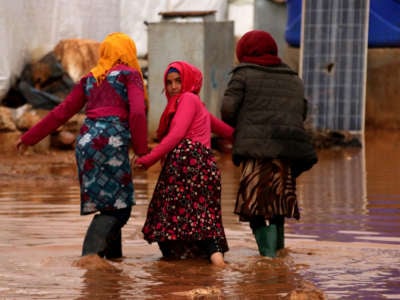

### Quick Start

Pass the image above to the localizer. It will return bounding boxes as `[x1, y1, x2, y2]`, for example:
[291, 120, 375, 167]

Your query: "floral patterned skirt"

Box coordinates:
[142, 139, 229, 256]
[75, 117, 134, 215]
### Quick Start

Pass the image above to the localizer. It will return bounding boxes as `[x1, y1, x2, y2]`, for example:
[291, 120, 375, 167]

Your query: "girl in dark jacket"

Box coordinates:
[221, 30, 317, 258]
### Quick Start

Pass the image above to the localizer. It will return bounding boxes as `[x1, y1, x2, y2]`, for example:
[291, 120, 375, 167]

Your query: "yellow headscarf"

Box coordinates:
[90, 32, 148, 111]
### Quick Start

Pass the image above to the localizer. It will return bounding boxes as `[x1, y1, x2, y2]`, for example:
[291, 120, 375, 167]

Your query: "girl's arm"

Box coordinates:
[20, 78, 87, 146]
[126, 71, 148, 156]
[135, 94, 196, 169]
[220, 71, 245, 127]
[209, 113, 234, 142]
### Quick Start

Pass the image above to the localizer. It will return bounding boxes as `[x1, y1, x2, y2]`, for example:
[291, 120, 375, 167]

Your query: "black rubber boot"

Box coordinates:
[104, 229, 122, 259]
[158, 241, 172, 258]
[82, 214, 121, 258]
[276, 218, 285, 251]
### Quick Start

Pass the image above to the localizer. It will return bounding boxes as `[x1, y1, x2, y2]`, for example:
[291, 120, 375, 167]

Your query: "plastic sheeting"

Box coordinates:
[0, 0, 229, 101]
[0, 0, 119, 100]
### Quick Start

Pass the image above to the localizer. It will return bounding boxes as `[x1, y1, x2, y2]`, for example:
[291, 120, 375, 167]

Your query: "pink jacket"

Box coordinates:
[136, 92, 233, 169]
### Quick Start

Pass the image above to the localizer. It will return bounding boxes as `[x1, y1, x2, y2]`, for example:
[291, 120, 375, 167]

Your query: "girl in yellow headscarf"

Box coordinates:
[16, 32, 149, 260]
[91, 32, 149, 111]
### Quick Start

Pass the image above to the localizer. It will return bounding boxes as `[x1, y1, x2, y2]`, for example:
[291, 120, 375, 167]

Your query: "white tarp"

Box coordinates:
[0, 0, 252, 101]
[0, 0, 120, 99]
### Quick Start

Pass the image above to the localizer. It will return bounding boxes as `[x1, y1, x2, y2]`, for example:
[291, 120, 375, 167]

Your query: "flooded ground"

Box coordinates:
[0, 129, 399, 299]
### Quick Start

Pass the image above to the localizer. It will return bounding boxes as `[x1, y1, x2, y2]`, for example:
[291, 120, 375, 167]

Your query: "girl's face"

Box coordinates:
[166, 72, 182, 96]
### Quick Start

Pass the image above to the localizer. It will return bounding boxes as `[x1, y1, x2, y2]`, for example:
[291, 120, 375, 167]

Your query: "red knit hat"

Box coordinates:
[236, 30, 282, 66]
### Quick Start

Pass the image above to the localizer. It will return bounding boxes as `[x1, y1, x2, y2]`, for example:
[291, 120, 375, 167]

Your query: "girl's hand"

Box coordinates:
[15, 138, 28, 154]
[133, 159, 145, 170]
[131, 155, 145, 170]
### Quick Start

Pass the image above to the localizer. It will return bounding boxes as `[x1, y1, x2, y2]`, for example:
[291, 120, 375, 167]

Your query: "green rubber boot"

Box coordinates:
[253, 225, 277, 258]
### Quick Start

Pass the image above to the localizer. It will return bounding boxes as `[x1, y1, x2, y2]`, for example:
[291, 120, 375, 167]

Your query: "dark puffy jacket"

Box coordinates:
[220, 63, 317, 176]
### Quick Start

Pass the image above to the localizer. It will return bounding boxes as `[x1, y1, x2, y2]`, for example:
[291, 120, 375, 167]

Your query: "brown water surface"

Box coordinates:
[0, 130, 399, 299]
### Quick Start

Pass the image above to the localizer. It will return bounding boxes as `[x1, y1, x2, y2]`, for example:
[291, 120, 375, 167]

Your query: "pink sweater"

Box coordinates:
[20, 66, 148, 155]
[136, 92, 234, 169]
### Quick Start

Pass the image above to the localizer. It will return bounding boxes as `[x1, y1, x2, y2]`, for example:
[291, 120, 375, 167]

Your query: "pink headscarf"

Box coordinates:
[156, 61, 203, 140]
[236, 30, 282, 66]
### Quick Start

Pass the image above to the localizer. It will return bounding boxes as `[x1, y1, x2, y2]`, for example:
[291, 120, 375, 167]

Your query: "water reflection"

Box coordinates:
[75, 255, 135, 300]
[291, 147, 368, 242]
[289, 131, 400, 246]
[140, 259, 224, 299]
[0, 130, 399, 299]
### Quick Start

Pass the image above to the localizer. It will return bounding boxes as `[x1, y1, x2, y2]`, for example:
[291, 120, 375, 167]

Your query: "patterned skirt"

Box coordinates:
[75, 117, 134, 215]
[142, 139, 229, 256]
[235, 158, 300, 222]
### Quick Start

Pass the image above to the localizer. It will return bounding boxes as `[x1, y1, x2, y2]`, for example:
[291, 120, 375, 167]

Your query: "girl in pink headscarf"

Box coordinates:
[135, 61, 233, 267]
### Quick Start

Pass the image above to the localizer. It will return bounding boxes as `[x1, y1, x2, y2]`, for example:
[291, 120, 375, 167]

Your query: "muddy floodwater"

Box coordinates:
[0, 130, 399, 299]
